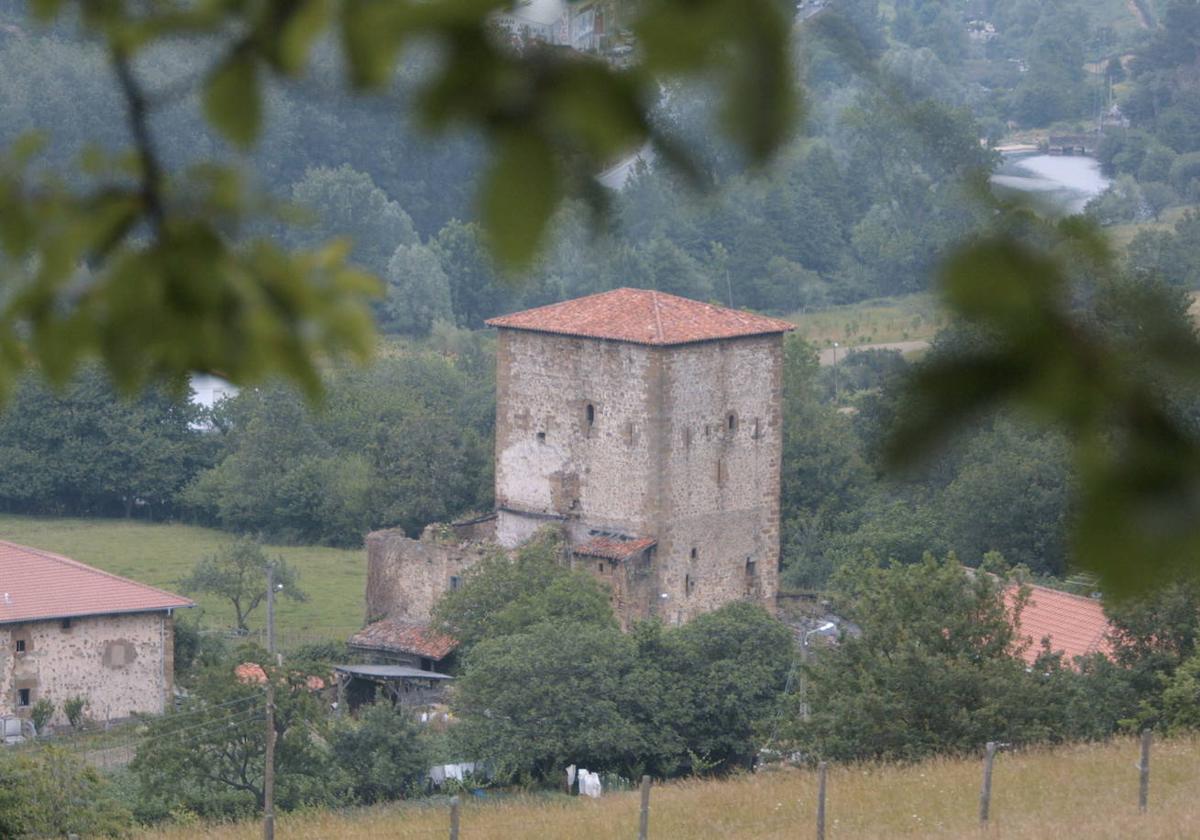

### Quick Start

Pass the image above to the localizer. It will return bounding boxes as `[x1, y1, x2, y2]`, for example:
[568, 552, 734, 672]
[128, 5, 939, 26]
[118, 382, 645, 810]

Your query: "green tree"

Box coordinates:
[790, 555, 1073, 761]
[132, 659, 343, 821]
[331, 703, 429, 804]
[433, 529, 616, 652]
[383, 243, 453, 335]
[179, 540, 307, 632]
[287, 165, 419, 278]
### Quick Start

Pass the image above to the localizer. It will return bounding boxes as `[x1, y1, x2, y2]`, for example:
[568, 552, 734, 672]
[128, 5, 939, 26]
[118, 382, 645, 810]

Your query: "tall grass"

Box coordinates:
[136, 736, 1200, 839]
[0, 514, 365, 641]
[785, 294, 943, 349]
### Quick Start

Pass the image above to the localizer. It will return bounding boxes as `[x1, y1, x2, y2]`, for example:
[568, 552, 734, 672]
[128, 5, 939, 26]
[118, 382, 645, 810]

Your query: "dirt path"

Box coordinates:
[818, 339, 929, 366]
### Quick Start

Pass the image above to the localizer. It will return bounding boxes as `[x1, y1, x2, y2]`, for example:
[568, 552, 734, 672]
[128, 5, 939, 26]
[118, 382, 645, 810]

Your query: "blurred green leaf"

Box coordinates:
[482, 130, 559, 268]
[204, 51, 262, 149]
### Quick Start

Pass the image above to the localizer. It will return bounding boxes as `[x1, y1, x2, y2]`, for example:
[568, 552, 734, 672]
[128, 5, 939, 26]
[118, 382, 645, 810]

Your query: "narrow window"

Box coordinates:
[683, 427, 692, 447]
[685, 574, 693, 596]
[598, 562, 605, 573]
[536, 431, 546, 443]
[14, 639, 24, 654]
[728, 413, 738, 433]
[449, 575, 461, 591]
[746, 557, 757, 577]
[753, 418, 761, 439]
[586, 403, 595, 427]
[17, 688, 30, 707]
[690, 547, 698, 561]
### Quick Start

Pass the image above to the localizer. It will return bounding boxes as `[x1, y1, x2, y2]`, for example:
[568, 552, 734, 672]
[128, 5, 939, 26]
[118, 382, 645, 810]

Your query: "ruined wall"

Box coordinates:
[494, 330, 662, 545]
[656, 334, 784, 623]
[365, 528, 492, 624]
[0, 612, 174, 726]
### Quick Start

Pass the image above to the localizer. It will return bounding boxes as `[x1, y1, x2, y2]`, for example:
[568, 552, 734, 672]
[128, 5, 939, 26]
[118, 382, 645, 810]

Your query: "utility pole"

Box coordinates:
[263, 563, 277, 840]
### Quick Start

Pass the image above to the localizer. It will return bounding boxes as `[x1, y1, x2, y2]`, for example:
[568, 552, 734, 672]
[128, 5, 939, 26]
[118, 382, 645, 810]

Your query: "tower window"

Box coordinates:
[536, 431, 546, 443]
[17, 688, 30, 707]
[753, 418, 761, 439]
[728, 413, 738, 433]
[746, 557, 757, 576]
[690, 547, 698, 561]
[61, 618, 72, 631]
[449, 575, 461, 591]
[15, 639, 24, 653]
[586, 403, 595, 427]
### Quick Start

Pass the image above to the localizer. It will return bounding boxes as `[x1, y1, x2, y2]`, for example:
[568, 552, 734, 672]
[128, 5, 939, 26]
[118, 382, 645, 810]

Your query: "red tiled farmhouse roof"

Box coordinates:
[573, 536, 657, 561]
[485, 288, 796, 346]
[1007, 583, 1113, 666]
[0, 541, 193, 625]
[349, 618, 459, 661]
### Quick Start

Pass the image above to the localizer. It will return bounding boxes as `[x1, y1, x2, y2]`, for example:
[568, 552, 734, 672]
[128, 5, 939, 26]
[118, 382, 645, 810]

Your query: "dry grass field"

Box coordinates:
[137, 736, 1200, 840]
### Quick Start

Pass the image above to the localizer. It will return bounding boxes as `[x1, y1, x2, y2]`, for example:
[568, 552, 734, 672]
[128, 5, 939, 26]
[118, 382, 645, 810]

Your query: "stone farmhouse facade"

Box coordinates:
[365, 288, 794, 632]
[0, 541, 192, 728]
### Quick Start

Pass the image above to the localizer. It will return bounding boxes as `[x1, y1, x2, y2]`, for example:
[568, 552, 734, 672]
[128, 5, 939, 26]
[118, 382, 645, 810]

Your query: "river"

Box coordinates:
[990, 152, 1111, 216]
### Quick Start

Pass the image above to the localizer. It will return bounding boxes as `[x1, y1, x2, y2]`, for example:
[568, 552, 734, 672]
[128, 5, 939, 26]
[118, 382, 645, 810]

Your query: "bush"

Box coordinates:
[0, 747, 131, 837]
[331, 703, 429, 804]
[64, 695, 88, 730]
[30, 699, 54, 734]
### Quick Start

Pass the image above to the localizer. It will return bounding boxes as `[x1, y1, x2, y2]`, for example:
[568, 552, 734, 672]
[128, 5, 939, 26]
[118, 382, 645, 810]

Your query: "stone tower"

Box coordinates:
[485, 288, 793, 625]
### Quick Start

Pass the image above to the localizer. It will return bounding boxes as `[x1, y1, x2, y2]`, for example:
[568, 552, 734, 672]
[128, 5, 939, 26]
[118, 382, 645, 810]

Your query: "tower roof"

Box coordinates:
[485, 288, 795, 346]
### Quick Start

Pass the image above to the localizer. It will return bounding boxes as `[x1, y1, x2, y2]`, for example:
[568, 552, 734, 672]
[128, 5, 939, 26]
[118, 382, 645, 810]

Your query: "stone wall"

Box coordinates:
[657, 334, 784, 622]
[0, 611, 175, 726]
[365, 528, 493, 624]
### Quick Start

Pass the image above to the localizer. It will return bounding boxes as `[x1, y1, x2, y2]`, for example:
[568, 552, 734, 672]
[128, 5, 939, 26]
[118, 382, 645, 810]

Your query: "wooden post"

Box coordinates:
[638, 775, 651, 840]
[263, 565, 276, 840]
[816, 761, 827, 840]
[979, 741, 996, 829]
[449, 795, 461, 840]
[1139, 729, 1152, 814]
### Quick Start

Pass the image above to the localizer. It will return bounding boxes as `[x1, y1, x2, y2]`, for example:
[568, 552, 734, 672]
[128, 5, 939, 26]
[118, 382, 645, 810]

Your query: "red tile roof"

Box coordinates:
[1007, 583, 1113, 666]
[0, 541, 193, 624]
[349, 618, 459, 661]
[485, 288, 795, 346]
[573, 536, 657, 562]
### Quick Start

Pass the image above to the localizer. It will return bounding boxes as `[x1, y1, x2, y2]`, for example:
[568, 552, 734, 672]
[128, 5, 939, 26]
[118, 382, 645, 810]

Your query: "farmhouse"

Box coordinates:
[365, 288, 794, 631]
[0, 541, 192, 728]
[1008, 582, 1113, 667]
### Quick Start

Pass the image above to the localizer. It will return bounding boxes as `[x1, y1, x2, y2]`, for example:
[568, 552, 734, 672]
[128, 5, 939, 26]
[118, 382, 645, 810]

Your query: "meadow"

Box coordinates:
[0, 515, 365, 642]
[135, 736, 1200, 840]
[785, 294, 944, 349]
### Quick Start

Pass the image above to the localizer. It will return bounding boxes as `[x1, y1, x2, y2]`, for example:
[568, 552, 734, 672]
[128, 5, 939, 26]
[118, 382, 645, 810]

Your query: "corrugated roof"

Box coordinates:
[573, 536, 657, 561]
[348, 618, 459, 661]
[1008, 583, 1113, 666]
[485, 288, 795, 346]
[335, 664, 454, 681]
[0, 541, 193, 625]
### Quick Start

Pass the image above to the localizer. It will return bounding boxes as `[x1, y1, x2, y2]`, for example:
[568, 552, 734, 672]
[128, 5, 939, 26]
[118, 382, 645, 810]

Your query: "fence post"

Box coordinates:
[979, 741, 996, 829]
[449, 795, 460, 840]
[816, 761, 827, 840]
[1139, 729, 1152, 814]
[638, 775, 652, 840]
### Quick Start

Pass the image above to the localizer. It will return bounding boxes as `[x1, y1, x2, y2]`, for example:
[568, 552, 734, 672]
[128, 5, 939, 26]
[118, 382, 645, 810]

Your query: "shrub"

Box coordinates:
[64, 695, 88, 730]
[29, 699, 54, 734]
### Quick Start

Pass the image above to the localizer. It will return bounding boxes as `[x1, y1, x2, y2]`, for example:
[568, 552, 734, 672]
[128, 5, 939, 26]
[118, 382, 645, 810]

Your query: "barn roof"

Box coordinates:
[0, 541, 193, 625]
[485, 288, 795, 346]
[348, 618, 459, 661]
[1008, 583, 1113, 666]
[573, 536, 657, 561]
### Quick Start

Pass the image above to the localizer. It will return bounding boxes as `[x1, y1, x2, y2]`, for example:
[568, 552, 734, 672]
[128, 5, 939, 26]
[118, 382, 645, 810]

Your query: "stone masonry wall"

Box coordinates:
[656, 334, 783, 623]
[365, 528, 492, 624]
[0, 611, 175, 726]
[494, 330, 661, 545]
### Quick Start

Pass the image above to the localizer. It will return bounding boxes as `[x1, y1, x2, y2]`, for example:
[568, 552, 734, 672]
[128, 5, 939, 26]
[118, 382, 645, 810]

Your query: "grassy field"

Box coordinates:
[0, 515, 366, 642]
[786, 294, 943, 349]
[135, 736, 1200, 839]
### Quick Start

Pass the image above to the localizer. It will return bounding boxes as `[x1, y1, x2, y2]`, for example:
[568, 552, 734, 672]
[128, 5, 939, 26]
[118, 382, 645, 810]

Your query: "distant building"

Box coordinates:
[1007, 582, 1113, 667]
[365, 288, 794, 630]
[0, 542, 192, 727]
[495, 0, 604, 52]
